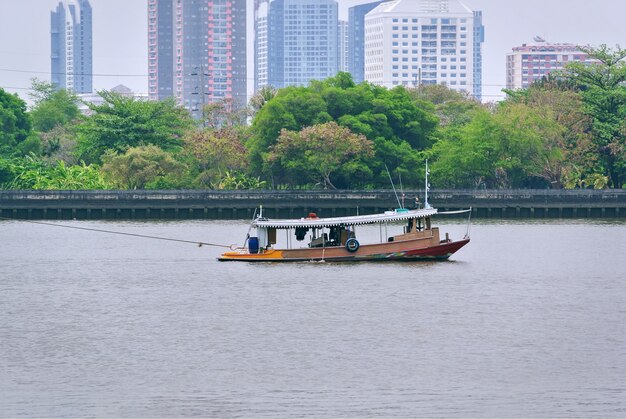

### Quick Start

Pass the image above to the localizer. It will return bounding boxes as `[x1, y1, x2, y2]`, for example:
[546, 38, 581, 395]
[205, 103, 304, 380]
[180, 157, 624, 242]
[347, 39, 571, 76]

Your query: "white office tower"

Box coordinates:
[364, 0, 484, 99]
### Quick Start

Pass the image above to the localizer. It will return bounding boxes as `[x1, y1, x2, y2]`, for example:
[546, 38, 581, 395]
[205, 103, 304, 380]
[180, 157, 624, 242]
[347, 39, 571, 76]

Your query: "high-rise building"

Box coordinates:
[51, 0, 93, 93]
[506, 38, 593, 90]
[364, 0, 484, 99]
[472, 10, 484, 99]
[338, 20, 349, 73]
[257, 0, 339, 89]
[348, 1, 383, 84]
[148, 0, 247, 116]
[147, 0, 173, 101]
[254, 0, 270, 91]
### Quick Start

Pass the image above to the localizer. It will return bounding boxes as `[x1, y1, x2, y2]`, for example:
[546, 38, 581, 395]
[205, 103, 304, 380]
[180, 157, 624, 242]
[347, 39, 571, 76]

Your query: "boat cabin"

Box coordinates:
[248, 208, 444, 255]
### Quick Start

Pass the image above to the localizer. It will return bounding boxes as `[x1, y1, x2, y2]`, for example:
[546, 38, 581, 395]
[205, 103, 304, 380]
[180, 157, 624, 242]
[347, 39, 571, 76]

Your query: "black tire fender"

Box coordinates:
[345, 238, 360, 252]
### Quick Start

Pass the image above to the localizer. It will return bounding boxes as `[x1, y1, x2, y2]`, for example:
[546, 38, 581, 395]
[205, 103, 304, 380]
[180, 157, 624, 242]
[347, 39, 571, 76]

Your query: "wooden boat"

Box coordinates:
[219, 162, 470, 262]
[218, 206, 470, 262]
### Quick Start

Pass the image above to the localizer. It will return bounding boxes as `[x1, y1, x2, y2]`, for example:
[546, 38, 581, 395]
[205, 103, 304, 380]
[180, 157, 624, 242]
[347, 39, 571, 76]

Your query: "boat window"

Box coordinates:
[295, 227, 308, 241]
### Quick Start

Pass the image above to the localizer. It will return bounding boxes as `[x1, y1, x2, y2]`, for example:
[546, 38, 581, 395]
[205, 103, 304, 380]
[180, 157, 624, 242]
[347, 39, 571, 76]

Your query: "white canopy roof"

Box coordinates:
[253, 208, 438, 229]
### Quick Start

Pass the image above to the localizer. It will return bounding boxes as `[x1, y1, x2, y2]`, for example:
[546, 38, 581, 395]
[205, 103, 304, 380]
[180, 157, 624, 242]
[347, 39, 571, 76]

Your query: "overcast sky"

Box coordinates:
[1, 0, 625, 104]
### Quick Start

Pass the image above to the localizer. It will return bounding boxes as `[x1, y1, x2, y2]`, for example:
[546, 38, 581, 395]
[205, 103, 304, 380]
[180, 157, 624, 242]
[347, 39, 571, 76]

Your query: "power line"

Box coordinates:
[0, 86, 150, 96]
[0, 86, 35, 91]
[0, 66, 513, 88]
[0, 68, 148, 77]
[1, 84, 507, 100]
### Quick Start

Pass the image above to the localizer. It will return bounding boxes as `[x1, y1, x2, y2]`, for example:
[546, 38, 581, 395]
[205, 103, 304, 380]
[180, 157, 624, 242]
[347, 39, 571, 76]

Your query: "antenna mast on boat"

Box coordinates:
[385, 164, 403, 209]
[424, 160, 432, 209]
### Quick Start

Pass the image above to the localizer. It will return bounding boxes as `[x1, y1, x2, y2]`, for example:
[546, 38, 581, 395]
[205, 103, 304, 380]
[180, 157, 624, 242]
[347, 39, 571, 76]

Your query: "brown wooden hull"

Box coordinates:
[218, 237, 470, 262]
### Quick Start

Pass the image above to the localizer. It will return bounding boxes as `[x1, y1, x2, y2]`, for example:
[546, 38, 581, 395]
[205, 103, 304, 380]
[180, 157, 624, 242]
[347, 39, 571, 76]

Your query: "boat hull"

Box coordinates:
[218, 237, 470, 262]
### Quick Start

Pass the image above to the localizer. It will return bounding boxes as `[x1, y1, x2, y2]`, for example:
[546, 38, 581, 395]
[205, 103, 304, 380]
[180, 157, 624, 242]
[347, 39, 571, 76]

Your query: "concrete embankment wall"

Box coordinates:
[0, 189, 625, 220]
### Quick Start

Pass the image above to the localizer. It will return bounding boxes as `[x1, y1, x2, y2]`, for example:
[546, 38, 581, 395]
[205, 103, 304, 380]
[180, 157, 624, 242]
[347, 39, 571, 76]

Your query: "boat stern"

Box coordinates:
[218, 249, 285, 262]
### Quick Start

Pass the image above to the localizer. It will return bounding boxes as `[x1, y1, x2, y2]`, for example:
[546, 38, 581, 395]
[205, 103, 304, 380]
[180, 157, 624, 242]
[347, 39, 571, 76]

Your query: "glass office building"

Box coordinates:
[348, 1, 383, 83]
[51, 0, 93, 93]
[257, 0, 339, 89]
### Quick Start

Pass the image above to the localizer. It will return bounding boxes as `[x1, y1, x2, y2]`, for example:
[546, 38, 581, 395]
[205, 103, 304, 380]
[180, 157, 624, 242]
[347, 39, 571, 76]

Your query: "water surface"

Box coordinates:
[1, 219, 625, 417]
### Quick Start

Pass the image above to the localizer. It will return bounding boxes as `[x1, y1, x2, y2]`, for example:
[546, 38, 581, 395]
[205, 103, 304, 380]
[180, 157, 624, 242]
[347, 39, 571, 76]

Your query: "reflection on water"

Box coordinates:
[1, 219, 625, 417]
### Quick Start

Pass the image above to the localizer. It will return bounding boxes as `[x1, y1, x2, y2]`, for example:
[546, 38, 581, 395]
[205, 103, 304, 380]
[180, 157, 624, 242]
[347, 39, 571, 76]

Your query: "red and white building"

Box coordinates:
[506, 38, 594, 90]
[148, 0, 247, 116]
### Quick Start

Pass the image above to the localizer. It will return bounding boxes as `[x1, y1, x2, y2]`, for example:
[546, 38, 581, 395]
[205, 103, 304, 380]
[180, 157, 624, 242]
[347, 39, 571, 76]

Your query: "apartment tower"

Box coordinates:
[51, 0, 93, 93]
[148, 0, 247, 116]
[506, 38, 593, 90]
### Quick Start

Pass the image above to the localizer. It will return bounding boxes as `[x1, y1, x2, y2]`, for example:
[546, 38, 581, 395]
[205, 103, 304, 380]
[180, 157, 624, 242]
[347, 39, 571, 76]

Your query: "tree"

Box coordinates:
[101, 145, 188, 189]
[409, 84, 484, 127]
[182, 128, 249, 188]
[39, 124, 80, 165]
[269, 122, 374, 189]
[77, 91, 194, 163]
[248, 75, 439, 187]
[249, 86, 330, 169]
[0, 88, 38, 157]
[249, 85, 277, 116]
[505, 81, 597, 188]
[200, 97, 249, 129]
[28, 79, 80, 132]
[491, 102, 566, 188]
[429, 109, 500, 188]
[433, 105, 559, 189]
[564, 45, 626, 187]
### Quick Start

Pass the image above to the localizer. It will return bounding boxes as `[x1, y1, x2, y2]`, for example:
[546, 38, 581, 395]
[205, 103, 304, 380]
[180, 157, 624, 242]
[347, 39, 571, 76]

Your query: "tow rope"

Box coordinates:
[0, 216, 234, 249]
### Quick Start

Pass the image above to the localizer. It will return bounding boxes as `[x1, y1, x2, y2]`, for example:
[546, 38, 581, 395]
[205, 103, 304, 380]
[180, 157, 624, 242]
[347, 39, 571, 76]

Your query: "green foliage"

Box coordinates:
[429, 109, 500, 188]
[563, 166, 609, 190]
[2, 71, 623, 191]
[200, 98, 249, 129]
[29, 79, 81, 132]
[0, 88, 33, 157]
[410, 84, 484, 127]
[39, 124, 80, 165]
[563, 45, 626, 187]
[1, 156, 110, 190]
[16, 134, 42, 156]
[507, 82, 595, 188]
[76, 91, 194, 163]
[101, 145, 188, 189]
[248, 74, 439, 185]
[431, 103, 566, 189]
[248, 86, 277, 116]
[215, 170, 267, 190]
[182, 127, 249, 188]
[249, 86, 331, 173]
[0, 157, 15, 186]
[269, 122, 374, 189]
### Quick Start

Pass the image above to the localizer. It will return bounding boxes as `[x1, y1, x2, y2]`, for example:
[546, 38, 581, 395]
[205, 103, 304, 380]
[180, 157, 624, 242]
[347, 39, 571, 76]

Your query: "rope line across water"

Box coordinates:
[0, 216, 235, 249]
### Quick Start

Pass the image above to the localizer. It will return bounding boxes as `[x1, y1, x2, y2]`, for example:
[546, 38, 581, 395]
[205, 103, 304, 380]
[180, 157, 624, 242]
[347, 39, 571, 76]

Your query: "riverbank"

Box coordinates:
[1, 189, 625, 220]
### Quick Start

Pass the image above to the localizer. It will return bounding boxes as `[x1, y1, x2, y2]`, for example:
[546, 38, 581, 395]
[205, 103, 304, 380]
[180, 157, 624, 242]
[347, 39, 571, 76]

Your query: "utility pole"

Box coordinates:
[413, 68, 422, 95]
[191, 64, 210, 127]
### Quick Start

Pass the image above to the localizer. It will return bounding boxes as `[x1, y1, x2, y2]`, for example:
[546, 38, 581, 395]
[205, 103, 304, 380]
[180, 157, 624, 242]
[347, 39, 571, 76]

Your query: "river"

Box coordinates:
[1, 219, 625, 417]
